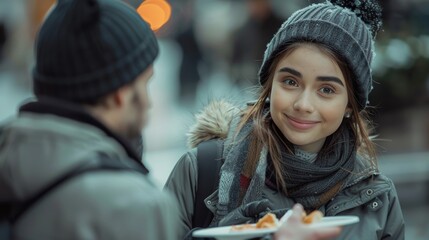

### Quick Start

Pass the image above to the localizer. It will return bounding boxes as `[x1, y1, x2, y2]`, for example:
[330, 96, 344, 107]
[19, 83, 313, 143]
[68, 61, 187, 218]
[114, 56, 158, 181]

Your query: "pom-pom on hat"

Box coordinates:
[33, 0, 159, 103]
[258, 0, 382, 110]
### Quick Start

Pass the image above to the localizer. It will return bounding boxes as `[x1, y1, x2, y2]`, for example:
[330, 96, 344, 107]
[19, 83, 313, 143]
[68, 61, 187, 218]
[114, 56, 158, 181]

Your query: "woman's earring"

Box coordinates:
[345, 111, 351, 118]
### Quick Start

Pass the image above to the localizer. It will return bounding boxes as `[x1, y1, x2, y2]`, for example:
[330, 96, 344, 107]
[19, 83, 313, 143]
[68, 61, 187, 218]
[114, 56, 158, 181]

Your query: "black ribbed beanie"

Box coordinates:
[33, 0, 159, 103]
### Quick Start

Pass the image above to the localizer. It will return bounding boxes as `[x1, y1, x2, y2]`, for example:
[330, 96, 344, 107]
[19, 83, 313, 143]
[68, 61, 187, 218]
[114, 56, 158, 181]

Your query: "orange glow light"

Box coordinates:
[137, 0, 172, 31]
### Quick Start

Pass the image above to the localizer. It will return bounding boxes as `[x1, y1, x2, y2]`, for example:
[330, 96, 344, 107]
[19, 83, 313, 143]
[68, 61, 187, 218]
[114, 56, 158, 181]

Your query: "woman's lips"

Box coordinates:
[285, 115, 320, 130]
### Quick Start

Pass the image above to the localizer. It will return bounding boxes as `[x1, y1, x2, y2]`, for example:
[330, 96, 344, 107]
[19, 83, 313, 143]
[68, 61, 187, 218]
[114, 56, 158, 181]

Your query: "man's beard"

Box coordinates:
[123, 89, 145, 141]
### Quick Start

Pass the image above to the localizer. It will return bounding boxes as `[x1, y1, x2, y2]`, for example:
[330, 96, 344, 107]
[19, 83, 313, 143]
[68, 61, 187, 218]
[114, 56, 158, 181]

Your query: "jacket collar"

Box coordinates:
[19, 97, 148, 173]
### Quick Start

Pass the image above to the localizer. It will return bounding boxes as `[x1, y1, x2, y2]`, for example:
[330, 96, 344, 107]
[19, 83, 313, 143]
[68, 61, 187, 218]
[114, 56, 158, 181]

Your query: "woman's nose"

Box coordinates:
[293, 91, 314, 113]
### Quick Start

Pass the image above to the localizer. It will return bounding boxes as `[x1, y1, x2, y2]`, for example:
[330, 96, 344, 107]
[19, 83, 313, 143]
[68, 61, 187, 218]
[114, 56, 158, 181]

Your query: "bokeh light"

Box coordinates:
[137, 0, 171, 31]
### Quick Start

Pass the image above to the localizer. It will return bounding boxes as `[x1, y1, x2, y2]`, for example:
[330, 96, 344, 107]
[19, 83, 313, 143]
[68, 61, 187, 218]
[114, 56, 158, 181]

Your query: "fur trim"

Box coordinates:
[187, 100, 240, 148]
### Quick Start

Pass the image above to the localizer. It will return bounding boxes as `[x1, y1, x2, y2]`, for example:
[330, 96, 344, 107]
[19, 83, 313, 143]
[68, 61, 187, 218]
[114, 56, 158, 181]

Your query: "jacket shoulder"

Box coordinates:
[164, 148, 198, 191]
[15, 170, 180, 240]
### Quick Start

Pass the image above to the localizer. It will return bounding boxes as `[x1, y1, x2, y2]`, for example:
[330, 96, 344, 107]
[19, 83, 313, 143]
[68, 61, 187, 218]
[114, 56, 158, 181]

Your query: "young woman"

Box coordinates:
[165, 1, 405, 239]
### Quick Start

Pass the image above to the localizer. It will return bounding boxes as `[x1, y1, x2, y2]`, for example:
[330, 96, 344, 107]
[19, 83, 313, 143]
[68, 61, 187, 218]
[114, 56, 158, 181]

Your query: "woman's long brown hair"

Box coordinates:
[237, 42, 377, 194]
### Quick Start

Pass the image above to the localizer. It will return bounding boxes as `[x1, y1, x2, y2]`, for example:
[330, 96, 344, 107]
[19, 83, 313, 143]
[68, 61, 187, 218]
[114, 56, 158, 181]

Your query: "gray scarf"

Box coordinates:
[214, 120, 356, 222]
[268, 122, 356, 209]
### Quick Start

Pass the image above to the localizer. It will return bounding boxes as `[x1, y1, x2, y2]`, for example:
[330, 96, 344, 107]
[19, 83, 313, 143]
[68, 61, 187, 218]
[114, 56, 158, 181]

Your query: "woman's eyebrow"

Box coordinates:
[278, 67, 344, 87]
[317, 76, 345, 87]
[278, 67, 302, 78]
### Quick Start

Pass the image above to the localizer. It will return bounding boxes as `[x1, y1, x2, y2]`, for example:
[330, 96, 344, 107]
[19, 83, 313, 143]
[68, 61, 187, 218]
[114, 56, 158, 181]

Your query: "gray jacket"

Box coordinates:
[0, 100, 180, 240]
[164, 101, 405, 239]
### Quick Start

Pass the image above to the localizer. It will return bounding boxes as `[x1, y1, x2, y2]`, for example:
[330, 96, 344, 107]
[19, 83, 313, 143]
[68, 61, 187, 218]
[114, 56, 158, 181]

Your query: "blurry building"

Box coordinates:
[229, 0, 284, 87]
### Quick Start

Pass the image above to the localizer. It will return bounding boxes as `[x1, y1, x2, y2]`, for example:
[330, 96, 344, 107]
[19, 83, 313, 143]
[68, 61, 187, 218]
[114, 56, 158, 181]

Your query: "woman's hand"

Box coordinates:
[274, 204, 341, 240]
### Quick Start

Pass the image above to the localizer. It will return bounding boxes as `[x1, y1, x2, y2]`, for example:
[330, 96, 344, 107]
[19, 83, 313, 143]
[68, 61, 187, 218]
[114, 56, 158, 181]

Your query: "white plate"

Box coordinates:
[308, 215, 359, 228]
[192, 216, 359, 240]
[193, 224, 275, 240]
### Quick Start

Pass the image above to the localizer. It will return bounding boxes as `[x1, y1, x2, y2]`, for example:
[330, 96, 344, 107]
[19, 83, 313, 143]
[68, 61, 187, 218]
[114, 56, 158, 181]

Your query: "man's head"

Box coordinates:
[33, 0, 159, 139]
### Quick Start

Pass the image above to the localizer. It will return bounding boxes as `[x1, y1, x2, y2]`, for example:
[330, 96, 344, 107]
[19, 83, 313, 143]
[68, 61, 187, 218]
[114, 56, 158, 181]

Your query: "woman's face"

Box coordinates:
[269, 44, 351, 153]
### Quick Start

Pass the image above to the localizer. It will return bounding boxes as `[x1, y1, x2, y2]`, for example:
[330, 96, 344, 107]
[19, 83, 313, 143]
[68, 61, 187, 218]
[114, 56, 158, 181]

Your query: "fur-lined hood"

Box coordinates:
[187, 100, 240, 148]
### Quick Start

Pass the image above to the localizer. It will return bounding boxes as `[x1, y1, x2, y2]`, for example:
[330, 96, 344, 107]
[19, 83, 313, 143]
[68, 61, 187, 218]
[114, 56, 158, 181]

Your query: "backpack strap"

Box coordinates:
[9, 154, 147, 224]
[192, 139, 224, 228]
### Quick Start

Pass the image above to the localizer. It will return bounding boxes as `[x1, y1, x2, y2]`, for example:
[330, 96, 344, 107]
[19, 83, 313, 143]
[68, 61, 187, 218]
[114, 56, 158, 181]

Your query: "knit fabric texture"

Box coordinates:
[213, 119, 356, 223]
[294, 148, 317, 163]
[33, 0, 159, 103]
[258, 2, 375, 109]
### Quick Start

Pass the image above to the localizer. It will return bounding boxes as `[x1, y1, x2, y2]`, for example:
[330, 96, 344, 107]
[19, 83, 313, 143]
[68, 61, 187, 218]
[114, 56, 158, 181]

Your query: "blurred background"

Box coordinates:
[0, 0, 428, 239]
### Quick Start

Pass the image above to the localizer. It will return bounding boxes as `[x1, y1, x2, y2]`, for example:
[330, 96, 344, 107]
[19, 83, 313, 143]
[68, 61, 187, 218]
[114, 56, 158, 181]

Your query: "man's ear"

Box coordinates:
[110, 84, 132, 107]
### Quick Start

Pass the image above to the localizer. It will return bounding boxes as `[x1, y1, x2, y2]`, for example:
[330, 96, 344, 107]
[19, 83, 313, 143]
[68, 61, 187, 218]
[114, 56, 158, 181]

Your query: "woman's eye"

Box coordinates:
[283, 79, 298, 86]
[320, 87, 335, 95]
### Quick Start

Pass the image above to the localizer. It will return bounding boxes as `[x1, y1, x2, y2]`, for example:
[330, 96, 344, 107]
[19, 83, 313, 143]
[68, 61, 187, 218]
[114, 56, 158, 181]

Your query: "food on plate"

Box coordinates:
[230, 223, 255, 231]
[230, 213, 278, 231]
[256, 213, 279, 228]
[230, 209, 324, 232]
[302, 210, 324, 224]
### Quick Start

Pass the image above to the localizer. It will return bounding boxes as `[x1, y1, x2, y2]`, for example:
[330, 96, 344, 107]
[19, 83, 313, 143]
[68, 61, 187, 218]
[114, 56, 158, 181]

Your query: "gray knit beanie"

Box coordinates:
[258, 0, 382, 110]
[33, 0, 158, 103]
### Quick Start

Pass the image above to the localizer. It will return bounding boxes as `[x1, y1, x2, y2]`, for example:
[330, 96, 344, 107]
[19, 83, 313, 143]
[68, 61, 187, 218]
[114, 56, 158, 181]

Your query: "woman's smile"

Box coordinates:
[284, 114, 320, 131]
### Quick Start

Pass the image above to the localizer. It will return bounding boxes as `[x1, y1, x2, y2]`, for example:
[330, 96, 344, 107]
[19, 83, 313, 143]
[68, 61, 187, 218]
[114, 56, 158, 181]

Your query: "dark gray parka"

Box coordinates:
[165, 101, 405, 240]
[0, 100, 180, 240]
